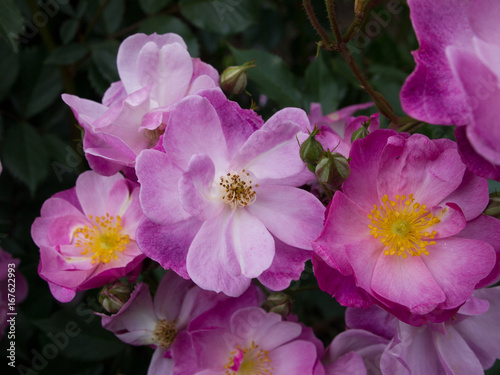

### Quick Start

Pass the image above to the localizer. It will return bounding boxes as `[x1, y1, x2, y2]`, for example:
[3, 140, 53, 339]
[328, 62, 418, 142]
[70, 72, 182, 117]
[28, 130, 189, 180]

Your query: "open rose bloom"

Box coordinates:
[401, 0, 500, 179]
[31, 171, 145, 302]
[340, 286, 500, 374]
[100, 271, 231, 375]
[62, 33, 219, 175]
[313, 129, 500, 324]
[175, 301, 322, 374]
[136, 90, 325, 297]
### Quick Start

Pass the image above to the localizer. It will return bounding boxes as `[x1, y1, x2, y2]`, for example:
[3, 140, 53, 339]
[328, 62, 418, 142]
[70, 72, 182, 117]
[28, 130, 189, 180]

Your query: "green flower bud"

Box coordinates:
[485, 192, 500, 219]
[315, 152, 350, 191]
[351, 120, 370, 143]
[220, 61, 256, 95]
[99, 279, 132, 314]
[262, 292, 293, 318]
[300, 127, 325, 171]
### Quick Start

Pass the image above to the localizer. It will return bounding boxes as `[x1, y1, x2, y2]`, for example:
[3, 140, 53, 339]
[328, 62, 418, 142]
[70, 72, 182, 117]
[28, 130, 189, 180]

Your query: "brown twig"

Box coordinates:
[302, 0, 335, 48]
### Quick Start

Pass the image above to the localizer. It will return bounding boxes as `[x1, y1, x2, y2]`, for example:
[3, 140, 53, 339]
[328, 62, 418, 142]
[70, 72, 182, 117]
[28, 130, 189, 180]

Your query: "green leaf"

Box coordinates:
[102, 0, 125, 34]
[0, 0, 24, 52]
[91, 40, 120, 83]
[10, 48, 64, 117]
[33, 309, 126, 361]
[180, 0, 260, 35]
[139, 15, 199, 57]
[60, 19, 80, 45]
[230, 46, 302, 108]
[88, 64, 110, 96]
[305, 52, 347, 114]
[0, 41, 19, 101]
[46, 43, 88, 65]
[2, 122, 49, 195]
[27, 66, 64, 117]
[139, 0, 172, 14]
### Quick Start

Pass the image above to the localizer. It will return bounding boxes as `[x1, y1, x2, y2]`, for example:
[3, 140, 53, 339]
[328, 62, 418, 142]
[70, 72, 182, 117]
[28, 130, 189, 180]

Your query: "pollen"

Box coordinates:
[74, 214, 130, 264]
[152, 319, 177, 350]
[367, 194, 440, 258]
[224, 341, 273, 375]
[219, 170, 257, 209]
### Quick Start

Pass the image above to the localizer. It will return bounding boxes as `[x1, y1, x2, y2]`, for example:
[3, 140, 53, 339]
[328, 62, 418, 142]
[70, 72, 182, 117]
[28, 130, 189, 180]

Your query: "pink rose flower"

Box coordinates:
[400, 0, 500, 179]
[31, 171, 145, 302]
[313, 129, 500, 325]
[135, 92, 325, 297]
[62, 33, 219, 176]
[100, 271, 236, 375]
[174, 301, 323, 375]
[347, 287, 500, 374]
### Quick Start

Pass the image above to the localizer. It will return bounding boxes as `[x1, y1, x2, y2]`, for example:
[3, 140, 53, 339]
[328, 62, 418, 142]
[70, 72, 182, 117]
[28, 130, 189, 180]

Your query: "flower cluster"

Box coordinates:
[28, 18, 500, 374]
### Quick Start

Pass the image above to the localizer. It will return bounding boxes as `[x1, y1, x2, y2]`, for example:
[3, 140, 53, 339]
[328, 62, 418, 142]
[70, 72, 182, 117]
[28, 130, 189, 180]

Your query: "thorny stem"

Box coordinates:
[311, 0, 399, 128]
[343, 0, 376, 42]
[338, 42, 399, 127]
[325, 0, 342, 42]
[302, 0, 335, 48]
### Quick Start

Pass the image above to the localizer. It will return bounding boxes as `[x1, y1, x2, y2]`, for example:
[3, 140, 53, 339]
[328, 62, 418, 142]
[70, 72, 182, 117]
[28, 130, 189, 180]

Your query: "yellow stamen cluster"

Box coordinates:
[367, 194, 440, 258]
[74, 214, 129, 264]
[219, 170, 257, 209]
[224, 341, 273, 375]
[152, 319, 177, 350]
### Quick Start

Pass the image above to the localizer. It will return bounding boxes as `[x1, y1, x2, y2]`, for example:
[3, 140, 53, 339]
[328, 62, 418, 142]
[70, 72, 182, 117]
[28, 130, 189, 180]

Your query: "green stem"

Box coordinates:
[325, 0, 342, 42]
[302, 0, 335, 47]
[342, 0, 376, 42]
[397, 118, 426, 133]
[337, 42, 399, 126]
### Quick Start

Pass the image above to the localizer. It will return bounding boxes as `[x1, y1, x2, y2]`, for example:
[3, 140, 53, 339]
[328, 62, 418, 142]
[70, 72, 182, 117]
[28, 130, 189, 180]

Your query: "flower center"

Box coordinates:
[74, 214, 130, 264]
[152, 319, 177, 350]
[367, 194, 440, 258]
[218, 170, 257, 209]
[224, 341, 273, 375]
[143, 126, 165, 148]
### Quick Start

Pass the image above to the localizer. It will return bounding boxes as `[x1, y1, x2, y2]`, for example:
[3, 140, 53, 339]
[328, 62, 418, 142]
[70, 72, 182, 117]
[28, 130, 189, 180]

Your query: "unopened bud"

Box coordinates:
[99, 279, 132, 314]
[351, 119, 371, 143]
[220, 61, 256, 95]
[300, 127, 325, 172]
[315, 152, 350, 190]
[485, 192, 500, 219]
[262, 292, 293, 317]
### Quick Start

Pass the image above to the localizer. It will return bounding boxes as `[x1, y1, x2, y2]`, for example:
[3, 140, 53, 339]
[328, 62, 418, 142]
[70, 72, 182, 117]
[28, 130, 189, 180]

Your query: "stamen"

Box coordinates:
[367, 194, 440, 258]
[74, 214, 129, 264]
[219, 170, 257, 209]
[152, 319, 177, 350]
[224, 341, 273, 374]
